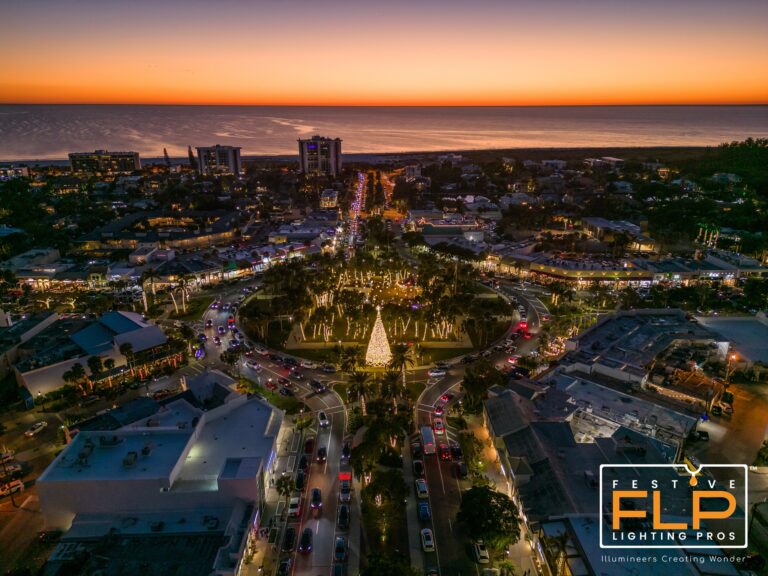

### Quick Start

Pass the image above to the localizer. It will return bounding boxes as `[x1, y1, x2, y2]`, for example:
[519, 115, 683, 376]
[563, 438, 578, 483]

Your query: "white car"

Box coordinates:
[473, 540, 490, 564]
[415, 478, 429, 499]
[300, 360, 317, 369]
[318, 411, 329, 428]
[427, 369, 446, 378]
[254, 346, 269, 356]
[0, 480, 24, 497]
[246, 361, 262, 371]
[288, 495, 301, 517]
[421, 528, 435, 552]
[24, 421, 48, 437]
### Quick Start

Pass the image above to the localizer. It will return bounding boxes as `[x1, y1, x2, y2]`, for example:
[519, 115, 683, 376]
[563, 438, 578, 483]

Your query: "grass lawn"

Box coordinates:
[406, 378, 426, 401]
[239, 377, 303, 414]
[170, 296, 214, 321]
[420, 347, 474, 363]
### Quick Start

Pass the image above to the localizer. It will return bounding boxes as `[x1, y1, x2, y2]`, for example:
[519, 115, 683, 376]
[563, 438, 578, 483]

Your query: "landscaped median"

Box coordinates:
[237, 378, 303, 414]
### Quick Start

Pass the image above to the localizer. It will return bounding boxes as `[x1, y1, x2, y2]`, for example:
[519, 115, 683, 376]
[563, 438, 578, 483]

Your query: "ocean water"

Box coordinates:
[0, 105, 767, 161]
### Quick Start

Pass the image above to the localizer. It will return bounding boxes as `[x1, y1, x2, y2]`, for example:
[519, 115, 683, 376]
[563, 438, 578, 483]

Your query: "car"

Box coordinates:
[427, 368, 446, 378]
[433, 405, 444, 416]
[696, 430, 710, 441]
[337, 504, 350, 529]
[25, 421, 48, 437]
[415, 478, 429, 499]
[310, 488, 322, 509]
[246, 361, 261, 371]
[281, 527, 296, 552]
[318, 411, 329, 428]
[310, 380, 326, 393]
[413, 459, 425, 477]
[433, 418, 445, 435]
[298, 454, 309, 472]
[0, 480, 25, 498]
[265, 379, 278, 390]
[411, 441, 423, 459]
[222, 303, 231, 311]
[473, 540, 490, 564]
[277, 377, 291, 387]
[283, 357, 298, 367]
[440, 393, 454, 404]
[213, 336, 221, 345]
[332, 563, 347, 576]
[78, 395, 100, 408]
[279, 387, 293, 397]
[421, 528, 435, 552]
[711, 405, 723, 416]
[480, 349, 492, 358]
[418, 500, 431, 521]
[341, 442, 351, 461]
[316, 446, 327, 462]
[321, 364, 337, 373]
[718, 401, 734, 414]
[340, 479, 351, 502]
[439, 444, 452, 461]
[0, 462, 23, 480]
[217, 325, 226, 335]
[295, 469, 306, 491]
[254, 345, 269, 356]
[425, 567, 440, 576]
[456, 461, 469, 479]
[334, 537, 347, 562]
[288, 495, 301, 517]
[37, 530, 63, 544]
[435, 362, 449, 370]
[450, 442, 463, 460]
[305, 437, 316, 454]
[210, 301, 220, 310]
[276, 558, 292, 576]
[205, 319, 213, 328]
[300, 360, 317, 369]
[298, 528, 313, 553]
[290, 370, 305, 380]
[462, 354, 478, 364]
[0, 453, 15, 465]
[197, 333, 207, 342]
[507, 355, 520, 364]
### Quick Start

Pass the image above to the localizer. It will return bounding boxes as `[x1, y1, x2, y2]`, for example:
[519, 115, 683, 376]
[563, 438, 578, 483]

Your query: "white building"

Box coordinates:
[196, 145, 243, 176]
[38, 375, 283, 573]
[320, 188, 339, 208]
[298, 135, 342, 177]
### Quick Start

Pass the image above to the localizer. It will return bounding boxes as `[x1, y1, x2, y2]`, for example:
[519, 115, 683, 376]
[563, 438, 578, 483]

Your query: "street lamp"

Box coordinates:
[726, 353, 738, 387]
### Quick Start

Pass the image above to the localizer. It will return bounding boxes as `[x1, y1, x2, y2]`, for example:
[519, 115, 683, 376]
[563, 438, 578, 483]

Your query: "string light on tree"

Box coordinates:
[365, 306, 392, 366]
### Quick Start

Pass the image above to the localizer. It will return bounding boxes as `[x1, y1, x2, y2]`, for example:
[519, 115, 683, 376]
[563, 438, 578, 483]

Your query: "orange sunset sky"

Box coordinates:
[2, 0, 767, 106]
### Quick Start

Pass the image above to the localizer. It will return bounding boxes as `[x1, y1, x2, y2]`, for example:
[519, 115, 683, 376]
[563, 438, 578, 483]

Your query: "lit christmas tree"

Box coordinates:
[365, 306, 392, 366]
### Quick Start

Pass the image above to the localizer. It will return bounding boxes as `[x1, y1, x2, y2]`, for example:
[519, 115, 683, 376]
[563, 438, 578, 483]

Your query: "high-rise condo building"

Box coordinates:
[69, 150, 141, 174]
[298, 135, 342, 177]
[196, 145, 242, 175]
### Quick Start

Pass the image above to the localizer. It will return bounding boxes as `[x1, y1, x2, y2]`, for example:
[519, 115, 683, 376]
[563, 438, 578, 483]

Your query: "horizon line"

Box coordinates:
[1, 102, 767, 108]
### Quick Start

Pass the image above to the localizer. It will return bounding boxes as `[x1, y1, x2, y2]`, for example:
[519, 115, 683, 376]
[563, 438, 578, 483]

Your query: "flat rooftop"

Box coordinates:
[696, 315, 768, 365]
[41, 429, 193, 483]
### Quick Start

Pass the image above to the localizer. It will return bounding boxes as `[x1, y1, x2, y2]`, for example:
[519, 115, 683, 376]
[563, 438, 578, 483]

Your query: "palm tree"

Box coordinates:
[545, 532, 571, 576]
[348, 371, 372, 416]
[388, 343, 414, 401]
[378, 371, 400, 408]
[141, 268, 160, 296]
[103, 358, 116, 387]
[87, 356, 103, 384]
[275, 475, 295, 509]
[65, 362, 88, 394]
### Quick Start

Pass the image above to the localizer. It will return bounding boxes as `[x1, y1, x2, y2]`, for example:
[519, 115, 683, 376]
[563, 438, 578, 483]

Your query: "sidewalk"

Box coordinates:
[402, 438, 424, 574]
[465, 415, 540, 576]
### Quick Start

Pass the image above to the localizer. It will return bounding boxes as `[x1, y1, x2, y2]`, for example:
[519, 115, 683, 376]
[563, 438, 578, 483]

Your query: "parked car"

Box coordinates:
[281, 527, 296, 552]
[450, 442, 463, 460]
[334, 536, 347, 562]
[295, 469, 306, 491]
[277, 558, 292, 576]
[421, 528, 435, 552]
[418, 500, 431, 521]
[415, 478, 429, 499]
[279, 387, 293, 397]
[339, 479, 351, 502]
[321, 364, 337, 373]
[0, 480, 25, 498]
[413, 459, 425, 477]
[298, 455, 309, 472]
[300, 360, 317, 369]
[473, 540, 490, 564]
[456, 461, 469, 479]
[288, 495, 301, 517]
[337, 504, 350, 529]
[265, 379, 278, 390]
[298, 527, 313, 553]
[305, 436, 316, 454]
[25, 421, 48, 437]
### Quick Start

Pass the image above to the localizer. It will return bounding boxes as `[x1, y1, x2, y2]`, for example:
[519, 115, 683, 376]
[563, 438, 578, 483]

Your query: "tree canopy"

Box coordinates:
[457, 485, 521, 550]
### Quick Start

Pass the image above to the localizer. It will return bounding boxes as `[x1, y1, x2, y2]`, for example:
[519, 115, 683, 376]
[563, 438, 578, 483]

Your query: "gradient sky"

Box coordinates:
[2, 0, 767, 106]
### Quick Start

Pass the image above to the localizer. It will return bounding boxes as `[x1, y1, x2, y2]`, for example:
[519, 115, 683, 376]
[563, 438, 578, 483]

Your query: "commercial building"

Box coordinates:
[38, 373, 283, 576]
[320, 188, 339, 208]
[69, 150, 141, 174]
[15, 311, 168, 397]
[298, 135, 342, 177]
[196, 145, 242, 175]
